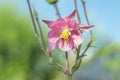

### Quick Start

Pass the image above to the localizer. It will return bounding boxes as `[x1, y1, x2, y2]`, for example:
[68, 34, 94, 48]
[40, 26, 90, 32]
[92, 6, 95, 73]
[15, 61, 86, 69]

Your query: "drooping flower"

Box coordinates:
[43, 10, 94, 52]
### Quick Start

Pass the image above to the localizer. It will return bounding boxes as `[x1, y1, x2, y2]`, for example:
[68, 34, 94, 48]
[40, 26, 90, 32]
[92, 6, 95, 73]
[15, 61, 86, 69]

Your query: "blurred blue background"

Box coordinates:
[0, 0, 120, 80]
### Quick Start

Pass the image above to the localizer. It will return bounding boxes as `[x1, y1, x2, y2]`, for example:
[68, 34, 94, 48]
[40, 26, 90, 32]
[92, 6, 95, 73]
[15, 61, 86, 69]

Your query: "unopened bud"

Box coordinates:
[82, 0, 85, 3]
[47, 0, 58, 4]
[33, 7, 38, 19]
[34, 10, 38, 19]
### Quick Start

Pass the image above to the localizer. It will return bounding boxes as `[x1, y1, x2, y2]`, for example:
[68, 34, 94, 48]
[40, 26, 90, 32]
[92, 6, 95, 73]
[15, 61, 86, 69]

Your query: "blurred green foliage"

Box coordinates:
[94, 43, 120, 80]
[0, 6, 58, 80]
[78, 42, 120, 80]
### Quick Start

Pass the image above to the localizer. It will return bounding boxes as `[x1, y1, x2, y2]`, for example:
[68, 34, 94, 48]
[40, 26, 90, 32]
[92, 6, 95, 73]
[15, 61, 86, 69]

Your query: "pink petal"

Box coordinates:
[71, 44, 77, 54]
[43, 18, 66, 29]
[42, 20, 53, 28]
[71, 30, 83, 45]
[48, 29, 62, 43]
[58, 39, 74, 51]
[65, 10, 76, 20]
[47, 43, 57, 52]
[67, 20, 77, 30]
[79, 24, 94, 32]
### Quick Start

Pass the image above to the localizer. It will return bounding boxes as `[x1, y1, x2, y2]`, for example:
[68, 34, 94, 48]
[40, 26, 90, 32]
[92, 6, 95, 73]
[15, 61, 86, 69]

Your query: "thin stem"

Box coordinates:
[82, 2, 90, 25]
[53, 2, 72, 79]
[80, 40, 91, 57]
[74, 0, 82, 56]
[72, 56, 82, 74]
[71, 0, 82, 75]
[27, 0, 43, 48]
[49, 55, 65, 73]
[36, 18, 46, 50]
[27, 0, 38, 35]
[66, 75, 72, 80]
[77, 45, 81, 58]
[27, 0, 66, 75]
[33, 6, 46, 50]
[65, 52, 70, 72]
[53, 3, 61, 18]
[81, 1, 93, 56]
[74, 0, 81, 24]
[83, 2, 93, 37]
[65, 52, 72, 80]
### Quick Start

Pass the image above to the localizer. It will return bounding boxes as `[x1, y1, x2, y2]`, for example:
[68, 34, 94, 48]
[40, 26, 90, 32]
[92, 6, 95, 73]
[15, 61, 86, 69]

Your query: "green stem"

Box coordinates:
[71, 0, 82, 75]
[74, 0, 81, 63]
[33, 6, 46, 51]
[27, 0, 44, 50]
[74, 0, 81, 24]
[27, 0, 65, 76]
[65, 52, 70, 71]
[36, 18, 46, 50]
[27, 0, 38, 35]
[80, 0, 93, 57]
[53, 3, 61, 18]
[49, 56, 65, 73]
[66, 74, 72, 80]
[65, 52, 72, 80]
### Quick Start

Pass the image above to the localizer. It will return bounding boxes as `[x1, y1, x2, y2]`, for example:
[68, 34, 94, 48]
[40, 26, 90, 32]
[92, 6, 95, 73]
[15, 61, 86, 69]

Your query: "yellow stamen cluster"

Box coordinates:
[60, 29, 71, 41]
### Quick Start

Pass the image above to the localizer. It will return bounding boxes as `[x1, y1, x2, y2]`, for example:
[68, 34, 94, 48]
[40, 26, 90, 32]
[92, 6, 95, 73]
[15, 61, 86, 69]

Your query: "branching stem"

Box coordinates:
[71, 0, 82, 75]
[27, 0, 44, 50]
[36, 18, 46, 50]
[81, 0, 93, 56]
[27, 0, 66, 76]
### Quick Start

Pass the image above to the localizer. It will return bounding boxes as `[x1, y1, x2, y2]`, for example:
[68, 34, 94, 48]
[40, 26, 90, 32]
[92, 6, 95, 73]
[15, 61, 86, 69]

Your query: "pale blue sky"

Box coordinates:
[0, 0, 120, 44]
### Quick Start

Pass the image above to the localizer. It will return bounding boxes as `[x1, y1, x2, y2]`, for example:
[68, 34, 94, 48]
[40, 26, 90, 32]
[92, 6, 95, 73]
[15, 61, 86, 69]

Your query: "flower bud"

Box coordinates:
[33, 6, 38, 20]
[82, 0, 85, 3]
[46, 0, 58, 4]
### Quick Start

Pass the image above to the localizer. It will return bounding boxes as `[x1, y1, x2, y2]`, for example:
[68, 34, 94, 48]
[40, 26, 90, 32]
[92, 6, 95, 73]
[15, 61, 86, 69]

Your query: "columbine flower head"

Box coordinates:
[43, 10, 94, 53]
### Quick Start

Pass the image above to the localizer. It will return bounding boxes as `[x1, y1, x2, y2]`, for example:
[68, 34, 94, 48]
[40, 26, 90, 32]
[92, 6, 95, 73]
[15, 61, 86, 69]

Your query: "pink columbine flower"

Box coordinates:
[43, 10, 94, 52]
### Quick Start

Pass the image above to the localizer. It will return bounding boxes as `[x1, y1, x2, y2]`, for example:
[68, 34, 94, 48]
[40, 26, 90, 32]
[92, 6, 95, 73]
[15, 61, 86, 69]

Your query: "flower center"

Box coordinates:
[60, 29, 71, 41]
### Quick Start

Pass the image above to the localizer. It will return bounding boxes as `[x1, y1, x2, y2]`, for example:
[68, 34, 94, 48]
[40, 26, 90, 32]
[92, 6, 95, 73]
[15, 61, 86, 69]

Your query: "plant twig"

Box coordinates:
[66, 74, 72, 80]
[65, 52, 72, 80]
[80, 0, 93, 57]
[53, 3, 61, 18]
[36, 19, 46, 50]
[80, 39, 92, 57]
[72, 45, 82, 74]
[27, 0, 65, 75]
[74, 0, 82, 56]
[49, 55, 65, 73]
[71, 56, 82, 74]
[71, 0, 82, 75]
[27, 0, 43, 49]
[65, 52, 70, 73]
[53, 2, 72, 80]
[74, 0, 81, 24]
[27, 0, 38, 35]
[33, 5, 46, 51]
